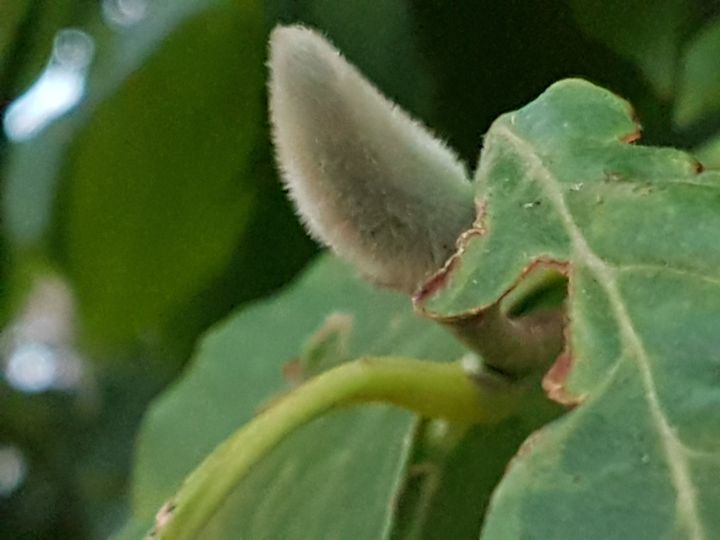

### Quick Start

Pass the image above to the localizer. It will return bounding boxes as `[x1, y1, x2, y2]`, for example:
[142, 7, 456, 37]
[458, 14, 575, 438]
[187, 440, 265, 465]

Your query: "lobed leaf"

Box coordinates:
[124, 45, 720, 538]
[417, 79, 720, 539]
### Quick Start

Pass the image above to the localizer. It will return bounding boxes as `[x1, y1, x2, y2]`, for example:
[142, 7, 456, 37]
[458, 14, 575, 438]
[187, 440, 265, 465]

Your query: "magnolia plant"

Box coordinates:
[146, 25, 720, 540]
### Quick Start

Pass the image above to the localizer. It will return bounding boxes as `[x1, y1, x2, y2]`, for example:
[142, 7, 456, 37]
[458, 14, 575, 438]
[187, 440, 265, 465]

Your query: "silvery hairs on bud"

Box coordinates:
[269, 25, 475, 294]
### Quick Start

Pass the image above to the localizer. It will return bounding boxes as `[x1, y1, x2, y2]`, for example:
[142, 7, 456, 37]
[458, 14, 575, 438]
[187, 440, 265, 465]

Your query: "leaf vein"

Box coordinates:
[493, 122, 706, 540]
[618, 264, 720, 286]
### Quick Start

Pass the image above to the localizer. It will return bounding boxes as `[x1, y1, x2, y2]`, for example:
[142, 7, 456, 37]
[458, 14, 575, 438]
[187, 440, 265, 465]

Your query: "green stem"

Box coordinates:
[150, 356, 522, 539]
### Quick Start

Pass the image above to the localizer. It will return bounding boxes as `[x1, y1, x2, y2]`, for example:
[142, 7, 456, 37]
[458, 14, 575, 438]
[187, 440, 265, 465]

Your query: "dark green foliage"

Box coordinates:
[2, 1, 720, 538]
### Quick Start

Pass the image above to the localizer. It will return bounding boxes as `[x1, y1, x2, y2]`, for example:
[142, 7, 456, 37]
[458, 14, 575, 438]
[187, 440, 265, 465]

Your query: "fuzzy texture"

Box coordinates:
[269, 25, 475, 293]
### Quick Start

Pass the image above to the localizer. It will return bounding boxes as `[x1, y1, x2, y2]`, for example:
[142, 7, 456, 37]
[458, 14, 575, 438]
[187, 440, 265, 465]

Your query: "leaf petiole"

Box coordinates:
[148, 356, 523, 539]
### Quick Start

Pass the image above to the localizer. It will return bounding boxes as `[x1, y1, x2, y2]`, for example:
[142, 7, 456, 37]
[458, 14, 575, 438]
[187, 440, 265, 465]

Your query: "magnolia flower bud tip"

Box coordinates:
[268, 24, 475, 294]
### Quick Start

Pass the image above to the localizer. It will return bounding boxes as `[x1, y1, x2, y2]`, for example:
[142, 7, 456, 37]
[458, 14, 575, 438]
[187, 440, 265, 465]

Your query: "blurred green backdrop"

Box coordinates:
[2, 0, 720, 537]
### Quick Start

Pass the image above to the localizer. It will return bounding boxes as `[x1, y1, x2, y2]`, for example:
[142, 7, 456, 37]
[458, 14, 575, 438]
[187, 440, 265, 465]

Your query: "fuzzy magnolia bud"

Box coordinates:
[269, 25, 474, 294]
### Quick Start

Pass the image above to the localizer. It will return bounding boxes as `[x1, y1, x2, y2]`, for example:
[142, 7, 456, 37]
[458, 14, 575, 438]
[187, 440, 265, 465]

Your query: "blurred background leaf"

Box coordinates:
[2, 1, 720, 538]
[120, 256, 467, 539]
[269, 0, 434, 118]
[695, 132, 720, 169]
[675, 15, 720, 132]
[0, 0, 88, 102]
[1, 1, 313, 537]
[569, 0, 702, 100]
[0, 1, 32, 82]
[57, 2, 263, 347]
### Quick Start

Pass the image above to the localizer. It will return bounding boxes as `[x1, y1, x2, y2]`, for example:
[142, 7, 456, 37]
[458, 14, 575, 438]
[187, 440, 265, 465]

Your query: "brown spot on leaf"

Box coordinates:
[471, 198, 488, 234]
[620, 103, 643, 144]
[282, 359, 303, 385]
[542, 352, 584, 407]
[621, 130, 642, 144]
[504, 428, 545, 474]
[516, 429, 544, 459]
[518, 258, 568, 281]
[412, 199, 489, 305]
[413, 252, 460, 306]
[153, 500, 176, 534]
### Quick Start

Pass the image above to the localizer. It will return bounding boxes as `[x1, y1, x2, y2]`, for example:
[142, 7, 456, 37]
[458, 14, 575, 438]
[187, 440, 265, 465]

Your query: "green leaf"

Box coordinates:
[0, 0, 31, 79]
[3, 0, 265, 345]
[695, 133, 720, 169]
[58, 2, 263, 345]
[569, 0, 699, 99]
[675, 16, 720, 126]
[417, 79, 720, 538]
[388, 399, 559, 540]
[121, 256, 467, 537]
